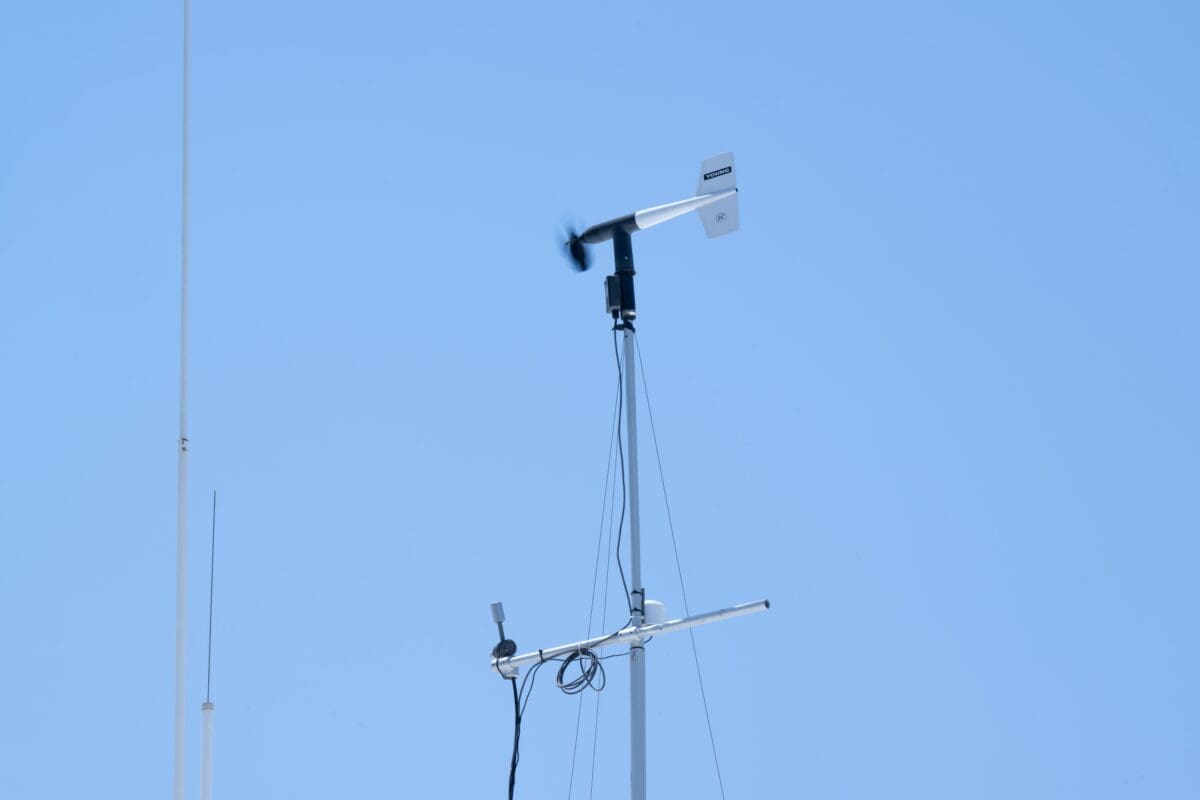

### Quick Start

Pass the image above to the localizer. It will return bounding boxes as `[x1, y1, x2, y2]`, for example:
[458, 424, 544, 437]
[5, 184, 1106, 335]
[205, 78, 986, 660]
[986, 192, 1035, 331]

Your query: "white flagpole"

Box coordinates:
[174, 0, 191, 797]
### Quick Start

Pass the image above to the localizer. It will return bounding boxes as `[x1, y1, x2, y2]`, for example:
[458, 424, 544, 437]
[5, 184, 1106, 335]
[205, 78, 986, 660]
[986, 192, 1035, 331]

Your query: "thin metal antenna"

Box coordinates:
[173, 0, 191, 798]
[200, 491, 215, 800]
[206, 490, 216, 703]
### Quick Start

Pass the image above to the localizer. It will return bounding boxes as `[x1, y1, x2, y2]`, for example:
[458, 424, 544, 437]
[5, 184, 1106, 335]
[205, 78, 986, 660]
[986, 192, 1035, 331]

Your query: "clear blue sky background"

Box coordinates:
[1, 1, 1197, 798]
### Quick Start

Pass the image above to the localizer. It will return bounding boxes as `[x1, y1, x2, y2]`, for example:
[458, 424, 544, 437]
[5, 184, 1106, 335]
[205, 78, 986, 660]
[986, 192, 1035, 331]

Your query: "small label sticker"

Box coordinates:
[703, 166, 732, 181]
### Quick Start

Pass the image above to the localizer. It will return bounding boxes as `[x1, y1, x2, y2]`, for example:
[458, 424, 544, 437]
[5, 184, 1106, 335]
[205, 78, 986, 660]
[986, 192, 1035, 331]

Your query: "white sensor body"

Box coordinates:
[643, 600, 667, 626]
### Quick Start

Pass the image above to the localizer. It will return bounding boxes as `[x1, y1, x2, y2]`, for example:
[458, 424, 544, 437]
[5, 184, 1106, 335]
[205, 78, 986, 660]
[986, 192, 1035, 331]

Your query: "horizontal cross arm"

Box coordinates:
[491, 599, 769, 676]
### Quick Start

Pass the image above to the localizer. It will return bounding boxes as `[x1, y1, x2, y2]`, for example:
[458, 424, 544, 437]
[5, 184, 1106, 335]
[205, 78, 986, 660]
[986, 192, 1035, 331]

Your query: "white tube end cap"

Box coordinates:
[643, 600, 667, 626]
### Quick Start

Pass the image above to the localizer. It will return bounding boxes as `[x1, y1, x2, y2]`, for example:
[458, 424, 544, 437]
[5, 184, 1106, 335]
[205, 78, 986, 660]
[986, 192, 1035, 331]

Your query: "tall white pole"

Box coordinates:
[623, 326, 646, 800]
[174, 1, 191, 798]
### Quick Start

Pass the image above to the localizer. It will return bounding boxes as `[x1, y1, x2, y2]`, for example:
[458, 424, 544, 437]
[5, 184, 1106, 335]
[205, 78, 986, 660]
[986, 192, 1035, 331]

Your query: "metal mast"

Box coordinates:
[490, 153, 762, 800]
[613, 230, 648, 800]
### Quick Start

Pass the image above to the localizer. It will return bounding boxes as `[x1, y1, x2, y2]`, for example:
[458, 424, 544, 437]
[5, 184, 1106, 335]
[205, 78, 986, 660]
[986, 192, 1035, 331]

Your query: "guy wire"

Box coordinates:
[635, 337, 728, 800]
[567, 381, 621, 799]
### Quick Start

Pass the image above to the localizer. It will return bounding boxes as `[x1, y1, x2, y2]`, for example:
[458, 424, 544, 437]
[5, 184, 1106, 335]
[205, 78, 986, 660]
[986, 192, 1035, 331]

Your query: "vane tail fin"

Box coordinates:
[696, 152, 738, 238]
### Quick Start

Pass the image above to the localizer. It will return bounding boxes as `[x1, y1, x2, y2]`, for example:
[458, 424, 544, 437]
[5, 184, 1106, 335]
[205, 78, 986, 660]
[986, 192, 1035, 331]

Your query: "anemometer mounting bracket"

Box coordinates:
[604, 229, 637, 320]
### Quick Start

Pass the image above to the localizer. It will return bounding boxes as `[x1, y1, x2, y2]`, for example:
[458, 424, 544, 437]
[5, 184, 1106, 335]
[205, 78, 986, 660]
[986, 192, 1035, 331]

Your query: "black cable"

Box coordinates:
[502, 324, 638, 798]
[568, 380, 622, 799]
[588, 437, 622, 799]
[612, 325, 633, 614]
[506, 657, 551, 800]
[505, 646, 630, 800]
[557, 649, 604, 694]
[508, 677, 520, 800]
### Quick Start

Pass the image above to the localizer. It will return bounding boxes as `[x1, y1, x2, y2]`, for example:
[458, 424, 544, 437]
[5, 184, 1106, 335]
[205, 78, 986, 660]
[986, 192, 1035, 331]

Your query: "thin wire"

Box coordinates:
[590, 431, 622, 798]
[205, 490, 217, 703]
[612, 326, 632, 614]
[508, 677, 521, 800]
[568, 383, 621, 799]
[588, 390, 620, 632]
[508, 656, 552, 800]
[509, 371, 629, 800]
[510, 647, 630, 800]
[635, 338, 728, 800]
[505, 328, 639, 799]
[589, 395, 621, 800]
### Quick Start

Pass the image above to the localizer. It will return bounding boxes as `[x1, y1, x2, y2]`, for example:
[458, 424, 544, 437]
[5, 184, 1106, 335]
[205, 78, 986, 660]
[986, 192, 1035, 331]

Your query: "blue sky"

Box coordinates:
[1, 1, 1197, 798]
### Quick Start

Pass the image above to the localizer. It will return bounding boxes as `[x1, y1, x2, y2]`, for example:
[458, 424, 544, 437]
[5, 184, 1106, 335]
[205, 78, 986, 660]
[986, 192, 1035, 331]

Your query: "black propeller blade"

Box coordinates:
[562, 226, 590, 272]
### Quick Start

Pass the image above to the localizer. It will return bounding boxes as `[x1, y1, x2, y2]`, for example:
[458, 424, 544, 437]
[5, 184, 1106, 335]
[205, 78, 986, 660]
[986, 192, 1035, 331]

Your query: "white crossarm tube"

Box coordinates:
[491, 599, 769, 676]
[633, 189, 737, 231]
